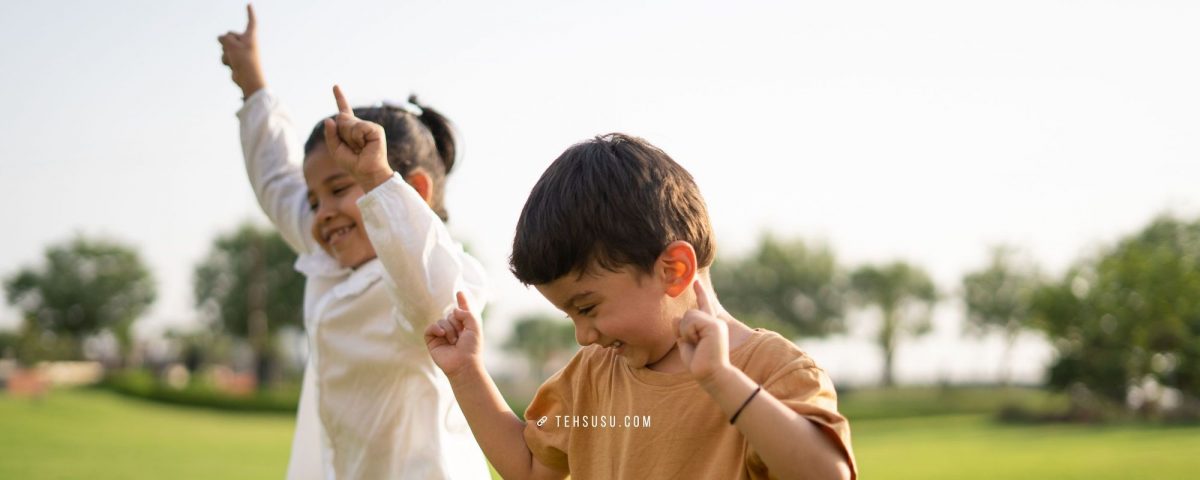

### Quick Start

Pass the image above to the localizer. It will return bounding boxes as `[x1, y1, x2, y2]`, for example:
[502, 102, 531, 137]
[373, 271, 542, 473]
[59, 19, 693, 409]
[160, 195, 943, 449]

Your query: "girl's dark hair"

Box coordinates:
[304, 94, 457, 221]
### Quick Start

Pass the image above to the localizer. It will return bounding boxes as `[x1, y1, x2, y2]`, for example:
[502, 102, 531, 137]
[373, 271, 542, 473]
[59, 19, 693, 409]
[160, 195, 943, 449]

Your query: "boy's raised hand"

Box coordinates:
[676, 281, 732, 384]
[425, 292, 485, 378]
[218, 4, 266, 98]
[324, 86, 395, 191]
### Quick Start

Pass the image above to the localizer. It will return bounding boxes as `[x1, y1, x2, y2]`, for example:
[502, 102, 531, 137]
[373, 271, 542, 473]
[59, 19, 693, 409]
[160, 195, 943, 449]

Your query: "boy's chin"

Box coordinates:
[621, 354, 649, 369]
[633, 343, 678, 370]
[608, 346, 642, 366]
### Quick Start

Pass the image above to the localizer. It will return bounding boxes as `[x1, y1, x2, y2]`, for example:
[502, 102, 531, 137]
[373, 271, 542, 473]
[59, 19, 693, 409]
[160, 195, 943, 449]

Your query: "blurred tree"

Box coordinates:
[712, 235, 848, 339]
[0, 330, 16, 357]
[4, 235, 156, 361]
[7, 323, 83, 365]
[851, 261, 938, 387]
[164, 327, 235, 375]
[194, 222, 303, 388]
[961, 245, 1042, 385]
[504, 313, 578, 380]
[1031, 215, 1200, 415]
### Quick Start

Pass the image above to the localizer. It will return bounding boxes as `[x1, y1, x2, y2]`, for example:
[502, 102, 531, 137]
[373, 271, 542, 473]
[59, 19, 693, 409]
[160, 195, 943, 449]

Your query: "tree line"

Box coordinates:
[710, 215, 1199, 418]
[4, 215, 1199, 417]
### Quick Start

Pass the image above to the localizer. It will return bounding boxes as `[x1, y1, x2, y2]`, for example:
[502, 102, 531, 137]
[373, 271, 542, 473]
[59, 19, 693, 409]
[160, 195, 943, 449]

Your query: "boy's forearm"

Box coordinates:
[701, 367, 852, 480]
[446, 362, 547, 480]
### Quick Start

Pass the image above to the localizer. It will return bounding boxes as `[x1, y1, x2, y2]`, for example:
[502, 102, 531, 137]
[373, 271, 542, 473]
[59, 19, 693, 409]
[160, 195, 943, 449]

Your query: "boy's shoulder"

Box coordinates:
[534, 345, 612, 399]
[732, 328, 821, 384]
[560, 344, 620, 381]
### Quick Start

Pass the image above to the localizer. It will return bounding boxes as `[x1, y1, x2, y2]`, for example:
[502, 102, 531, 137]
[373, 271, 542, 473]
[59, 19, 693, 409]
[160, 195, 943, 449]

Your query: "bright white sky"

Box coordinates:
[2, 0, 1198, 385]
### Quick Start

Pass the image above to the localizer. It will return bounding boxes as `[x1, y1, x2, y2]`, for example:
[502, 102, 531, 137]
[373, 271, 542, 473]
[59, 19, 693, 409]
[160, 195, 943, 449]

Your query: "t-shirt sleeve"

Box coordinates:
[745, 342, 858, 479]
[521, 353, 584, 474]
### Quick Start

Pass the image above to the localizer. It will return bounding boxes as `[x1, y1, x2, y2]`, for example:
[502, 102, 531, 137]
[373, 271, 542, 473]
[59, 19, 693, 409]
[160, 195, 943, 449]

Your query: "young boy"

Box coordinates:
[425, 133, 857, 479]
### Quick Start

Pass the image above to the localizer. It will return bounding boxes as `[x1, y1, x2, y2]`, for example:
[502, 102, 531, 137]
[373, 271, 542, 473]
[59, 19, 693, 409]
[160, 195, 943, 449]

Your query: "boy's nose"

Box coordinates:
[573, 320, 599, 347]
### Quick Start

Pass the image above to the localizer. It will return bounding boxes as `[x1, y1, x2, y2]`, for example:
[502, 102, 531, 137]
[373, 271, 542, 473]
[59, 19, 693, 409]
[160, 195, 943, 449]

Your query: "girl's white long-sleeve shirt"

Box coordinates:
[237, 89, 491, 480]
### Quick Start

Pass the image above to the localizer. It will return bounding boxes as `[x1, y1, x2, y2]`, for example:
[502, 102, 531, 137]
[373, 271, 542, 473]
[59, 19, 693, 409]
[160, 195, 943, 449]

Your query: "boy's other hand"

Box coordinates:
[218, 4, 266, 98]
[324, 85, 394, 191]
[425, 292, 485, 379]
[675, 281, 732, 385]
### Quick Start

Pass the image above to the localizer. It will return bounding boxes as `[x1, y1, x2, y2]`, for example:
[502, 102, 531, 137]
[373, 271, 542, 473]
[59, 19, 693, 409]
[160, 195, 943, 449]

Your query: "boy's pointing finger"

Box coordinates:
[693, 280, 715, 315]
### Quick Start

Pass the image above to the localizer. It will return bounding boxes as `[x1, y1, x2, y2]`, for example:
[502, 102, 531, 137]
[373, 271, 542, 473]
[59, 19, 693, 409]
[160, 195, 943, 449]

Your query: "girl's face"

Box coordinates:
[303, 147, 377, 269]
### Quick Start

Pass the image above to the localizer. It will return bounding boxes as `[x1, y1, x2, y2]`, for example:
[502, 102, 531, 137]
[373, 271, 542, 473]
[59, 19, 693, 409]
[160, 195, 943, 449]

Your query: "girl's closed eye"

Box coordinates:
[577, 304, 596, 316]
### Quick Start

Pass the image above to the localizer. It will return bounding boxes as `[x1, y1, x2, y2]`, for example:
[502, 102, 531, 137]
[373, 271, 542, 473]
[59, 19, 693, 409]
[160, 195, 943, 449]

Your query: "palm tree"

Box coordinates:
[850, 261, 938, 387]
[712, 235, 848, 339]
[961, 245, 1041, 385]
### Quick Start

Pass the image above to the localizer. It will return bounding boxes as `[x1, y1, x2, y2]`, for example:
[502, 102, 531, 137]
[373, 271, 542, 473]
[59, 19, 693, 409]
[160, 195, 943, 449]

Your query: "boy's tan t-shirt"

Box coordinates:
[523, 329, 857, 479]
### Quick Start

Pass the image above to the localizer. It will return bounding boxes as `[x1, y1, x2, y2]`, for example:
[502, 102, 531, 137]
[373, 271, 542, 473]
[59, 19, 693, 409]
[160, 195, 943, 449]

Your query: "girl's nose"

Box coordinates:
[315, 199, 338, 222]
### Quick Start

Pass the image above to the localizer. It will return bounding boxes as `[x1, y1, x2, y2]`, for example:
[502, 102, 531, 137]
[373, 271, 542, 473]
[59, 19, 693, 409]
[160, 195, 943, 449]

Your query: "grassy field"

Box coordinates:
[2, 387, 1198, 479]
[0, 388, 293, 479]
[854, 414, 1199, 479]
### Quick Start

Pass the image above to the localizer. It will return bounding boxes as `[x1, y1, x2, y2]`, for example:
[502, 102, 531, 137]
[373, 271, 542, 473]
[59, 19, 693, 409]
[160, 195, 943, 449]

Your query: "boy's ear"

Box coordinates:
[405, 169, 434, 205]
[658, 241, 697, 298]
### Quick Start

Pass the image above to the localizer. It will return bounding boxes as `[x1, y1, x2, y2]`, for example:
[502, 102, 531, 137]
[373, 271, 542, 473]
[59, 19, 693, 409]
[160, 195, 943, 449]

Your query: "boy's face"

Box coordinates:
[304, 148, 377, 269]
[536, 263, 689, 370]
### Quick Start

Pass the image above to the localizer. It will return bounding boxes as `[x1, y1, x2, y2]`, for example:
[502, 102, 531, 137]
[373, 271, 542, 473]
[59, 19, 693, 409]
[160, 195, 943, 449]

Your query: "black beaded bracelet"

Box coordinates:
[729, 385, 762, 425]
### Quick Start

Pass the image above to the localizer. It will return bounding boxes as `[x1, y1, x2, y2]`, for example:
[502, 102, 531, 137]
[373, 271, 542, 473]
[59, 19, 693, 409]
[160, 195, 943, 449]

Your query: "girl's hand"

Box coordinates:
[424, 292, 485, 379]
[324, 86, 395, 192]
[218, 4, 266, 98]
[675, 281, 733, 385]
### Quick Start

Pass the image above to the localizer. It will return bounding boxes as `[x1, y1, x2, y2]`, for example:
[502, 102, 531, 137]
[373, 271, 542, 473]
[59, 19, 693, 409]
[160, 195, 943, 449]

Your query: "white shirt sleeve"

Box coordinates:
[236, 89, 319, 255]
[356, 174, 490, 331]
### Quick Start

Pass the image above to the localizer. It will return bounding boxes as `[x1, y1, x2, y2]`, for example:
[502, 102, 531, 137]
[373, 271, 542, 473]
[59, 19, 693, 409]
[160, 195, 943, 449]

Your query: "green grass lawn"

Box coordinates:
[3, 387, 1198, 479]
[854, 414, 1200, 479]
[0, 388, 294, 480]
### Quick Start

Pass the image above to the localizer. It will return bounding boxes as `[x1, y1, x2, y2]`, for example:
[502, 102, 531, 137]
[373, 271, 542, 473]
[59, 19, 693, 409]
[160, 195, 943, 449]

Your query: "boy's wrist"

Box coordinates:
[698, 362, 745, 396]
[699, 364, 762, 422]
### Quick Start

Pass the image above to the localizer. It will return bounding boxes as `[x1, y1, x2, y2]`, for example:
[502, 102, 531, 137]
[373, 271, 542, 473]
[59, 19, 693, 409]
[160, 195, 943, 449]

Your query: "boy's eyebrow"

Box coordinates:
[560, 291, 594, 310]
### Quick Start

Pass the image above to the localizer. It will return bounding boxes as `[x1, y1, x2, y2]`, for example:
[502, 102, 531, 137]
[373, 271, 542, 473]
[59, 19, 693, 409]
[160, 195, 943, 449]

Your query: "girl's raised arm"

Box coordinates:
[224, 5, 317, 255]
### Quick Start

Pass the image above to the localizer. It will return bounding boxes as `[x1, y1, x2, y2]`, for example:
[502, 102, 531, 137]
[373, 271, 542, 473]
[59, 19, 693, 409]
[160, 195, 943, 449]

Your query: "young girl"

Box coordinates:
[219, 6, 491, 479]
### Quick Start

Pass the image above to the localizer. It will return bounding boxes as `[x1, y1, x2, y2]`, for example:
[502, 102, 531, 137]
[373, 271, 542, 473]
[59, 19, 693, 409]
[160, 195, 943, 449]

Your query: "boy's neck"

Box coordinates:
[709, 298, 756, 351]
[646, 314, 755, 374]
[724, 315, 755, 350]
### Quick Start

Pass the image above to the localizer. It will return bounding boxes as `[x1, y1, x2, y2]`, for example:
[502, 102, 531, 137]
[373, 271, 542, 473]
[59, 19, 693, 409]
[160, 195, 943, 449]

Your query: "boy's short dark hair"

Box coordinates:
[509, 133, 714, 285]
